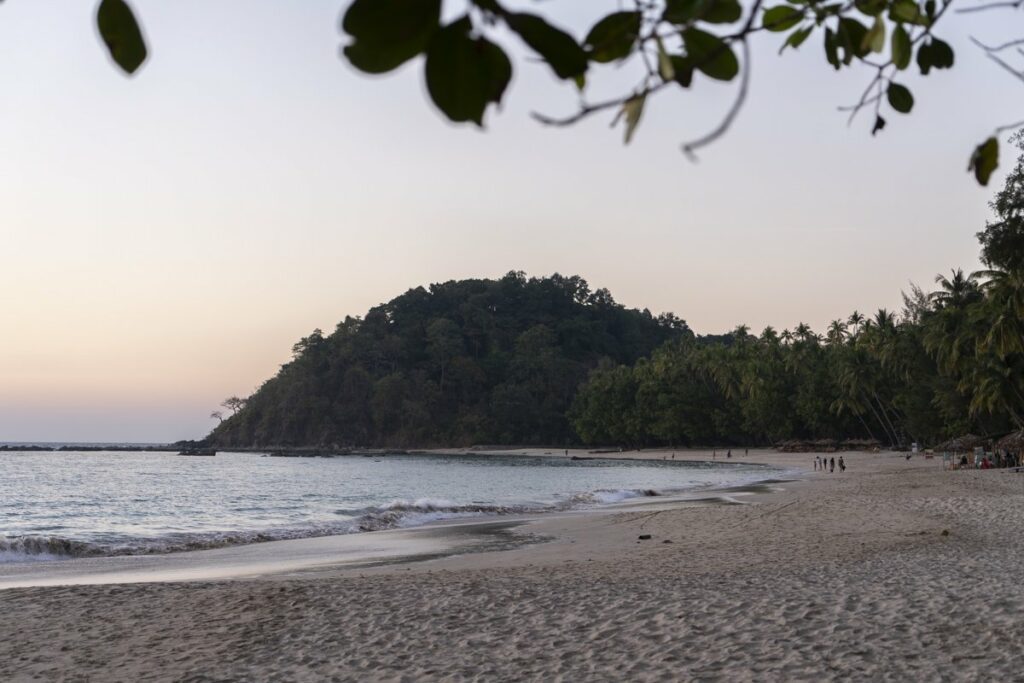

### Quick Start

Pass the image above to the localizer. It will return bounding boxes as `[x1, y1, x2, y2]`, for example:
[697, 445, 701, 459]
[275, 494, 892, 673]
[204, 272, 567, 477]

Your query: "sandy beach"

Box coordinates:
[4, 448, 1023, 681]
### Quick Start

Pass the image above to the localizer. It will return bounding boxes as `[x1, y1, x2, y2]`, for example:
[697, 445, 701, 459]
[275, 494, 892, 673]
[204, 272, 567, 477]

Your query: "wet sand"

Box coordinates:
[4, 448, 1023, 681]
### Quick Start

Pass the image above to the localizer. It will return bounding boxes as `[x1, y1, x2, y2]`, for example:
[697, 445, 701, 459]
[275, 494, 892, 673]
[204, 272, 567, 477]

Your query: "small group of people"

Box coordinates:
[813, 455, 845, 473]
[946, 449, 1022, 470]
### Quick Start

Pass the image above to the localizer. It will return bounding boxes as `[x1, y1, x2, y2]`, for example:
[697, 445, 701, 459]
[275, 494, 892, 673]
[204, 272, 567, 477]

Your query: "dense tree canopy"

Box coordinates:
[87, 0, 1020, 184]
[979, 131, 1024, 272]
[209, 273, 687, 447]
[572, 136, 1024, 447]
[210, 135, 1024, 449]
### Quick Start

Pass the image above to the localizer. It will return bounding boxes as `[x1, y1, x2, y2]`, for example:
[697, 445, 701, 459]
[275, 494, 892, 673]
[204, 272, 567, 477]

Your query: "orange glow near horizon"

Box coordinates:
[0, 0, 1017, 440]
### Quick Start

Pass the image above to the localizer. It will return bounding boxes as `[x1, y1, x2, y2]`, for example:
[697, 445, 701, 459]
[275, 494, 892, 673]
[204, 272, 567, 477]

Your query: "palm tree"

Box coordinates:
[873, 308, 896, 331]
[826, 320, 848, 346]
[930, 269, 982, 309]
[847, 310, 865, 335]
[979, 268, 1024, 358]
[830, 347, 896, 445]
[794, 322, 815, 343]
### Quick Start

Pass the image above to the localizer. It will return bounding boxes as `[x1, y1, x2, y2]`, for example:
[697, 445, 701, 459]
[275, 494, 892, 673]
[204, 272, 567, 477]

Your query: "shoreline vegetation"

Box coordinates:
[0, 441, 883, 458]
[202, 136, 1024, 455]
[5, 448, 1024, 679]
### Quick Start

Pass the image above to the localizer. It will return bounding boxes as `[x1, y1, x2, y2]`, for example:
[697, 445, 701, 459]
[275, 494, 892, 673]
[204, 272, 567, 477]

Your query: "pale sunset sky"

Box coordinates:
[0, 1, 1021, 441]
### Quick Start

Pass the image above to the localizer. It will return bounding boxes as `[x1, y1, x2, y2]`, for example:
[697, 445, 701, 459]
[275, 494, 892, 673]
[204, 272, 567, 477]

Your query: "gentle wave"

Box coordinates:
[0, 487, 670, 562]
[570, 488, 660, 504]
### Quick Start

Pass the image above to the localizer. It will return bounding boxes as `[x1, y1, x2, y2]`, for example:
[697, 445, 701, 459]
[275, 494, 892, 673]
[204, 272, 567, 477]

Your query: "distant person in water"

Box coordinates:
[839, 456, 846, 473]
[829, 457, 835, 473]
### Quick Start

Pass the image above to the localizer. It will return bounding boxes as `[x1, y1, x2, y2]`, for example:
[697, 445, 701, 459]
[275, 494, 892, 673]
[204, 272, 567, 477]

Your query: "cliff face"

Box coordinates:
[208, 272, 688, 448]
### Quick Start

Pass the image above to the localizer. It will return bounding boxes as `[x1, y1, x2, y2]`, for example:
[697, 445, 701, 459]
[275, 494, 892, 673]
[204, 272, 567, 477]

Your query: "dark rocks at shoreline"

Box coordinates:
[0, 444, 181, 453]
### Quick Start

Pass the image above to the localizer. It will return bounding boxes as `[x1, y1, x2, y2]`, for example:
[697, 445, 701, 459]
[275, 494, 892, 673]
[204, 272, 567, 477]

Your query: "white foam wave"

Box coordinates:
[569, 488, 661, 505]
[0, 475, 787, 563]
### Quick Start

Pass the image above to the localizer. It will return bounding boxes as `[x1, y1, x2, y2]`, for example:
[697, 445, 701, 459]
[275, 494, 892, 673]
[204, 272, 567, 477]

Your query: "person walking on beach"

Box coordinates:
[813, 457, 818, 471]
[839, 456, 846, 473]
[727, 449, 732, 458]
[829, 457, 835, 473]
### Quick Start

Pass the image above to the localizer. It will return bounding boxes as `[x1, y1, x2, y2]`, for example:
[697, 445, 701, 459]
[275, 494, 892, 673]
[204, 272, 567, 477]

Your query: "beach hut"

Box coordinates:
[839, 438, 881, 452]
[996, 430, 1024, 468]
[935, 434, 985, 469]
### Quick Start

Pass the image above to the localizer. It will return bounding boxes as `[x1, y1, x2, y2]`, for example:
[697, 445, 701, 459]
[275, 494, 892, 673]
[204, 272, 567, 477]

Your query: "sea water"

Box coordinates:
[0, 449, 776, 562]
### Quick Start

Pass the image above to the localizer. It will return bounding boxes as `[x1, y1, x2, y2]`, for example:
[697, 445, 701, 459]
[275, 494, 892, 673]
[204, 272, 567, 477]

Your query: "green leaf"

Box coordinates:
[855, 0, 887, 16]
[916, 38, 953, 75]
[656, 38, 675, 81]
[762, 6, 804, 32]
[916, 41, 933, 75]
[505, 13, 587, 80]
[703, 0, 743, 23]
[814, 2, 846, 21]
[584, 12, 641, 63]
[969, 137, 999, 186]
[621, 94, 646, 145]
[780, 25, 813, 54]
[669, 56, 695, 87]
[929, 38, 955, 68]
[342, 0, 441, 74]
[862, 15, 885, 54]
[683, 28, 739, 81]
[424, 18, 512, 126]
[96, 0, 147, 74]
[891, 24, 911, 70]
[886, 82, 913, 113]
[824, 28, 840, 70]
[837, 17, 869, 64]
[664, 0, 742, 24]
[889, 0, 928, 25]
[663, 0, 700, 22]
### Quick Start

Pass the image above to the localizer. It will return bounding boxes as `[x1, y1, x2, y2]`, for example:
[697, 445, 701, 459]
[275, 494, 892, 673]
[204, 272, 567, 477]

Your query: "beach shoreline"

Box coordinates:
[0, 449, 795, 589]
[6, 448, 1023, 680]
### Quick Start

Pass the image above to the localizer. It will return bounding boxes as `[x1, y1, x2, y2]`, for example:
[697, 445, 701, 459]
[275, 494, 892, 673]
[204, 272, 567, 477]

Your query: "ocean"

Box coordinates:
[0, 448, 778, 562]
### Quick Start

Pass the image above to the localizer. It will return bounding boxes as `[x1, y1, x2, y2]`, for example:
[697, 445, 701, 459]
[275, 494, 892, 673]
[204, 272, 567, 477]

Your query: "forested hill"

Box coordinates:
[208, 272, 689, 448]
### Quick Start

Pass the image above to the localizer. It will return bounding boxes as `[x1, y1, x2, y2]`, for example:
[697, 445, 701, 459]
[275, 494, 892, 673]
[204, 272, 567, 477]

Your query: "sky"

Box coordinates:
[0, 0, 1021, 442]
